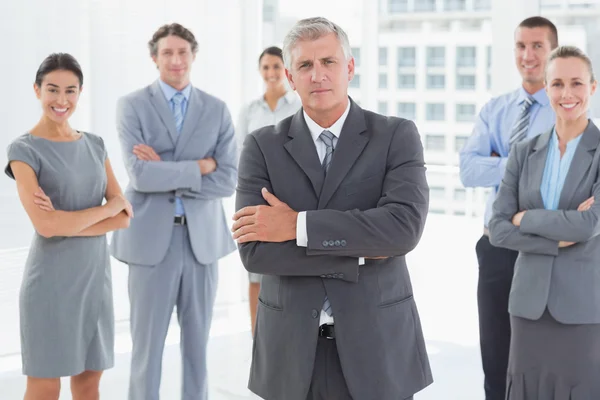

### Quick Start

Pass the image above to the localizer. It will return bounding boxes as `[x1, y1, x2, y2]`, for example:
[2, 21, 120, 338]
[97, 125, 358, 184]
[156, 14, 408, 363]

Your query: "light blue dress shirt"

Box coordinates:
[158, 79, 192, 217]
[459, 87, 556, 227]
[541, 128, 583, 210]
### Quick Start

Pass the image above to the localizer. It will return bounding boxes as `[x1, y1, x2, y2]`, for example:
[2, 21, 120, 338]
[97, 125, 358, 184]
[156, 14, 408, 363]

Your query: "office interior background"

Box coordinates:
[1, 0, 598, 398]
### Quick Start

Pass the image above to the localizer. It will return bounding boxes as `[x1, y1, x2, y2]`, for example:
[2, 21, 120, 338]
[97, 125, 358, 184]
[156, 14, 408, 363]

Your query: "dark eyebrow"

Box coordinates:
[45, 83, 78, 89]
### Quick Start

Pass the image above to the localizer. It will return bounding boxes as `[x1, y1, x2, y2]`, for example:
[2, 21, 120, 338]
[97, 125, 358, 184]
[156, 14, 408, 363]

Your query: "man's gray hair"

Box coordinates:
[282, 17, 353, 70]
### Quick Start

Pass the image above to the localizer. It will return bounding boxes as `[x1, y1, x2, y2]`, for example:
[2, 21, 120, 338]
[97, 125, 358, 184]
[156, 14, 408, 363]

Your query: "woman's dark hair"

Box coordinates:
[148, 23, 198, 57]
[258, 46, 283, 66]
[34, 53, 83, 88]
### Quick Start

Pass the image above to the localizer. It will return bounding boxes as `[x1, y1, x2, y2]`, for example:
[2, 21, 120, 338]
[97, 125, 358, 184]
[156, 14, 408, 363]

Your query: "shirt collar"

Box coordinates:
[550, 126, 583, 151]
[518, 86, 549, 107]
[303, 98, 352, 143]
[158, 79, 192, 103]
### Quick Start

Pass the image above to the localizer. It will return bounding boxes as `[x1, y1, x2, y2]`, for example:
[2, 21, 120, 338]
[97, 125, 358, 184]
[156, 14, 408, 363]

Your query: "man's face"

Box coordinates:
[286, 33, 355, 117]
[514, 26, 554, 86]
[153, 34, 195, 89]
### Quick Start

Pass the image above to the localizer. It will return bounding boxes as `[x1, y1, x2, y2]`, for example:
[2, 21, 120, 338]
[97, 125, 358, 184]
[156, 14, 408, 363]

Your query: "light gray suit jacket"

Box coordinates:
[236, 100, 433, 400]
[489, 120, 600, 324]
[110, 80, 237, 266]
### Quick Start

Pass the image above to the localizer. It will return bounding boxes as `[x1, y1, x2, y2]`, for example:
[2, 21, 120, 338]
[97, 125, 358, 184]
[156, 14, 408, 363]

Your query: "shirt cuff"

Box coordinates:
[296, 211, 308, 247]
[359, 257, 365, 265]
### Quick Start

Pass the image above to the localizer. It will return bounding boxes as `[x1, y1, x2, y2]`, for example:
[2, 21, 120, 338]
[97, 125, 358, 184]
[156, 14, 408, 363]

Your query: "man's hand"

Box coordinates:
[512, 210, 526, 227]
[491, 151, 500, 157]
[197, 157, 217, 175]
[232, 188, 298, 243]
[133, 144, 161, 161]
[559, 241, 575, 248]
[578, 196, 594, 211]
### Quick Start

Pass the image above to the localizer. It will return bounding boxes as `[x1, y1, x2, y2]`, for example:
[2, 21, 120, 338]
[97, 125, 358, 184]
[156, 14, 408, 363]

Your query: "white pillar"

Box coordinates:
[491, 0, 540, 96]
[361, 0, 380, 110]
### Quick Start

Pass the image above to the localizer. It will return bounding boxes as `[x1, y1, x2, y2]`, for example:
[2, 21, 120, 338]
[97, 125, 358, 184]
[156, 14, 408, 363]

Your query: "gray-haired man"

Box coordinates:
[232, 17, 432, 400]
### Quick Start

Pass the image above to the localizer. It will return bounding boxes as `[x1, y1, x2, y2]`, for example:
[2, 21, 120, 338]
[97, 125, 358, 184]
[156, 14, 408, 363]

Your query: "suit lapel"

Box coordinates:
[284, 109, 325, 197]
[558, 120, 600, 210]
[527, 130, 552, 209]
[318, 101, 368, 209]
[174, 88, 204, 160]
[149, 80, 178, 144]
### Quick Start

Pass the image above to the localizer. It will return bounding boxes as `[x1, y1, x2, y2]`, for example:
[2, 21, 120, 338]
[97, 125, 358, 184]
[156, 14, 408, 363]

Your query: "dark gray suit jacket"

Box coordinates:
[489, 120, 600, 324]
[236, 100, 432, 400]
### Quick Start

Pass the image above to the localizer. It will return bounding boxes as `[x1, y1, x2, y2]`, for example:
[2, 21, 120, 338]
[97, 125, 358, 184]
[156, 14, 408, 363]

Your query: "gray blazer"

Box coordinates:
[489, 120, 600, 324]
[236, 100, 433, 400]
[110, 80, 237, 266]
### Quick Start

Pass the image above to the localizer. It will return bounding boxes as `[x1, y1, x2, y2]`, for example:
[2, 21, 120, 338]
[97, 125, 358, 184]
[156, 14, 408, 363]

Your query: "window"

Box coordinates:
[455, 135, 469, 152]
[456, 104, 476, 122]
[487, 45, 492, 68]
[426, 47, 445, 67]
[263, 3, 275, 22]
[487, 74, 492, 90]
[456, 47, 476, 68]
[425, 134, 446, 151]
[379, 47, 388, 66]
[397, 102, 416, 120]
[473, 0, 491, 10]
[397, 47, 416, 67]
[379, 73, 388, 89]
[414, 0, 436, 11]
[389, 0, 409, 13]
[426, 103, 445, 121]
[444, 0, 466, 11]
[398, 74, 416, 89]
[378, 101, 388, 115]
[427, 74, 445, 89]
[456, 74, 476, 90]
[352, 47, 361, 67]
[454, 188, 467, 202]
[350, 74, 360, 88]
[430, 186, 446, 199]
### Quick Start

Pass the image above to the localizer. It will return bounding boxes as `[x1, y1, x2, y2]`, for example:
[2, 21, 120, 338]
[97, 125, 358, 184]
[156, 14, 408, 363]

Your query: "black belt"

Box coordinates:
[318, 323, 335, 339]
[174, 215, 187, 225]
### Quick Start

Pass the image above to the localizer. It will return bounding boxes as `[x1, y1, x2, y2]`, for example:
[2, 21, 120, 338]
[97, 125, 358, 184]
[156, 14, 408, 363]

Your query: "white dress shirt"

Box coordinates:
[294, 98, 363, 325]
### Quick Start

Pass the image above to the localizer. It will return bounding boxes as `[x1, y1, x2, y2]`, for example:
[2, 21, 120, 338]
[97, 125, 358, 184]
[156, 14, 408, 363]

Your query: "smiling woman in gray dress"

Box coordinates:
[5, 53, 132, 400]
[236, 46, 301, 335]
[489, 46, 600, 399]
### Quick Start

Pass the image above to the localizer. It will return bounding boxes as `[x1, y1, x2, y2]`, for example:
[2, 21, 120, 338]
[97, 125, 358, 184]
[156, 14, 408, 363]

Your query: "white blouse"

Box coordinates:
[236, 91, 302, 149]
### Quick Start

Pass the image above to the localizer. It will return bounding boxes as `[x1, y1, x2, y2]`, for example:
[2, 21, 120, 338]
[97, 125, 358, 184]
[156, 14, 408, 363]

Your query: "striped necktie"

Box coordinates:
[172, 92, 185, 133]
[319, 130, 335, 316]
[509, 95, 536, 146]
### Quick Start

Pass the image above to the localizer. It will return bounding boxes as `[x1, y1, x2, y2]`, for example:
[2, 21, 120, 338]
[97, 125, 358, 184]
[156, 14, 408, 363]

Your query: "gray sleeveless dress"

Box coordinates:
[5, 132, 114, 378]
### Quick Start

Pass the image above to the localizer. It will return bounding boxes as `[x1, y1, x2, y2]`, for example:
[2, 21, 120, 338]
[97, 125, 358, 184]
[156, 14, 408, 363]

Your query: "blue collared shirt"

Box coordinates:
[459, 86, 556, 226]
[541, 128, 583, 210]
[158, 79, 192, 216]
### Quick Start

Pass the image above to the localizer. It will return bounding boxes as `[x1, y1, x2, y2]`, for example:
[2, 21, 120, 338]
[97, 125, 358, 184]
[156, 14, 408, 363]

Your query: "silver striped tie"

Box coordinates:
[319, 130, 335, 316]
[508, 96, 535, 146]
[172, 92, 185, 133]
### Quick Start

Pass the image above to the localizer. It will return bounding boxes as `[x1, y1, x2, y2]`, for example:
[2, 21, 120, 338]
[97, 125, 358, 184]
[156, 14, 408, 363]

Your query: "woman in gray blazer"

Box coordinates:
[489, 45, 600, 399]
[5, 54, 132, 399]
[236, 46, 301, 335]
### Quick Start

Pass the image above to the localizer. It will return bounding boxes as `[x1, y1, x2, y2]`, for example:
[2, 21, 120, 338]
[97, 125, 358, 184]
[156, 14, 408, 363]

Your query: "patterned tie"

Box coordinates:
[172, 92, 185, 133]
[319, 130, 335, 316]
[509, 95, 536, 146]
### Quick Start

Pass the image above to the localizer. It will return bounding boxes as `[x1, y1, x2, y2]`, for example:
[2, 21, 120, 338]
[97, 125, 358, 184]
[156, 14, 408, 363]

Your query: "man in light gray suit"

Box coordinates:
[232, 17, 432, 400]
[110, 23, 237, 400]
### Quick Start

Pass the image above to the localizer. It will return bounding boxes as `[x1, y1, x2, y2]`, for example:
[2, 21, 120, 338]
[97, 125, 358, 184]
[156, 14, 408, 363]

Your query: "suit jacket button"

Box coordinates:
[328, 240, 335, 246]
[339, 273, 344, 279]
[320, 274, 326, 278]
[326, 274, 333, 278]
[322, 240, 329, 247]
[311, 309, 319, 319]
[340, 240, 347, 247]
[168, 197, 175, 203]
[332, 273, 339, 279]
[334, 240, 341, 247]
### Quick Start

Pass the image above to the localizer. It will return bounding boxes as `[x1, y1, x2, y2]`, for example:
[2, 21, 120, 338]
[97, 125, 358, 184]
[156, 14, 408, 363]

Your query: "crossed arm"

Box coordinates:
[488, 149, 599, 255]
[11, 158, 132, 238]
[117, 97, 237, 200]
